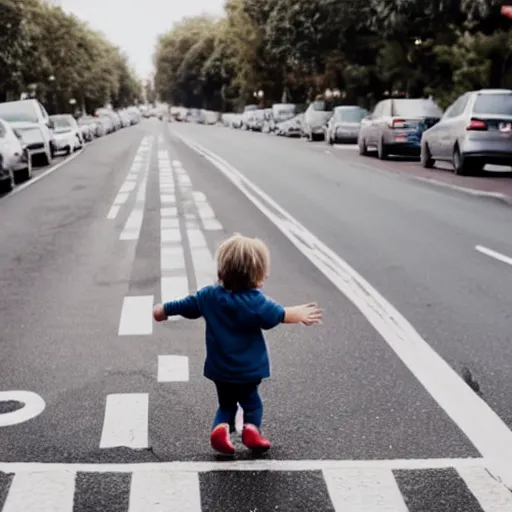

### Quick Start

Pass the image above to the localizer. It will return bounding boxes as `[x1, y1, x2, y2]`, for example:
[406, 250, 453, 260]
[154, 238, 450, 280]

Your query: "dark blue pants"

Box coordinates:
[213, 381, 263, 431]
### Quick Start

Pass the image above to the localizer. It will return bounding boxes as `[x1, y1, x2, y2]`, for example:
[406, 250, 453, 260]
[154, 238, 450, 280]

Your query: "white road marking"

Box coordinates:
[475, 245, 512, 267]
[158, 355, 189, 382]
[100, 393, 149, 449]
[187, 230, 216, 290]
[118, 296, 154, 335]
[323, 468, 408, 511]
[235, 405, 244, 434]
[2, 471, 75, 512]
[174, 133, 512, 489]
[0, 391, 45, 427]
[161, 207, 178, 217]
[457, 466, 512, 511]
[161, 228, 181, 243]
[128, 471, 201, 511]
[120, 209, 145, 240]
[172, 160, 182, 167]
[202, 219, 223, 231]
[0, 457, 487, 473]
[107, 205, 120, 219]
[1, 149, 84, 200]
[161, 276, 189, 304]
[160, 194, 176, 204]
[161, 246, 186, 270]
[107, 137, 151, 219]
[161, 218, 180, 228]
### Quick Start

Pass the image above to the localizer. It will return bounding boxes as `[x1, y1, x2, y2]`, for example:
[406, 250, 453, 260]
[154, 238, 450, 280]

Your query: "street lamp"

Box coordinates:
[414, 38, 422, 46]
[49, 75, 55, 82]
[324, 88, 333, 100]
[69, 98, 77, 105]
[333, 89, 341, 98]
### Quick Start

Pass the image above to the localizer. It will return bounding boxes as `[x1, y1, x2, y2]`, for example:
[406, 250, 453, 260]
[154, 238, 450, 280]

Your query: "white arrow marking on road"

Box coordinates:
[0, 391, 45, 427]
[476, 245, 512, 267]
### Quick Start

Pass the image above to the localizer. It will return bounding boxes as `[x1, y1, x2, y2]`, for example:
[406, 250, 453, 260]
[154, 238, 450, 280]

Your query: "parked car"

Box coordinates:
[0, 119, 32, 192]
[304, 100, 333, 141]
[50, 114, 83, 155]
[0, 99, 54, 165]
[276, 114, 304, 137]
[248, 109, 265, 131]
[241, 104, 258, 130]
[421, 89, 512, 175]
[95, 108, 121, 131]
[326, 105, 368, 144]
[358, 97, 443, 159]
[77, 116, 96, 142]
[271, 103, 296, 132]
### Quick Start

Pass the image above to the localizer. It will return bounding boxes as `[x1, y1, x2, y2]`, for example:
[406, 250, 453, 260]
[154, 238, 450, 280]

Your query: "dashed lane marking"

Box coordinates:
[476, 245, 512, 267]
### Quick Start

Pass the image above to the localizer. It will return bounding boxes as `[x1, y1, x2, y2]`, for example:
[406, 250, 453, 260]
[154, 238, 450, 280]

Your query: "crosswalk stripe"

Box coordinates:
[323, 468, 408, 511]
[186, 228, 216, 290]
[2, 471, 75, 512]
[158, 355, 189, 382]
[128, 471, 202, 511]
[457, 466, 512, 511]
[161, 276, 189, 305]
[99, 394, 149, 449]
[118, 296, 154, 335]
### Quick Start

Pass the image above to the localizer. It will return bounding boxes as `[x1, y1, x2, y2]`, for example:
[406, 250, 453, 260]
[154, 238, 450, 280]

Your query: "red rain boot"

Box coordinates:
[210, 423, 235, 455]
[242, 424, 271, 452]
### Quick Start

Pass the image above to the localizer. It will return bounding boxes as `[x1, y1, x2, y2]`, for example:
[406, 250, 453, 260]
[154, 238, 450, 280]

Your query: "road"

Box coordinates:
[0, 119, 511, 510]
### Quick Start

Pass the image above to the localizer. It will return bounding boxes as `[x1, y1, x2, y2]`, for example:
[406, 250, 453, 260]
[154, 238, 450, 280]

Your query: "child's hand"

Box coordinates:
[153, 304, 167, 322]
[284, 303, 323, 325]
[299, 303, 323, 325]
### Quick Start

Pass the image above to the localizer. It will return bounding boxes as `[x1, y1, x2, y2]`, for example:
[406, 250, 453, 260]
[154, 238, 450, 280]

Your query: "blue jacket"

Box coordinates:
[163, 285, 285, 383]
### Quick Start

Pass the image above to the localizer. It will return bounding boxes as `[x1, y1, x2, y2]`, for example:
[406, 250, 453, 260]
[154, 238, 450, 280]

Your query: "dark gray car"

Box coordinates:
[326, 106, 368, 144]
[421, 89, 512, 175]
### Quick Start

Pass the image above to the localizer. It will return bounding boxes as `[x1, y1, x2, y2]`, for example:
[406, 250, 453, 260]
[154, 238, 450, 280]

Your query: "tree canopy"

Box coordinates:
[154, 0, 512, 111]
[0, 0, 142, 113]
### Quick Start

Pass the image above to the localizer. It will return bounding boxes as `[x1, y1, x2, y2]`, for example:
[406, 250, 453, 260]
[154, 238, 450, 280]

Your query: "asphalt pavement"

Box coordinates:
[0, 119, 511, 510]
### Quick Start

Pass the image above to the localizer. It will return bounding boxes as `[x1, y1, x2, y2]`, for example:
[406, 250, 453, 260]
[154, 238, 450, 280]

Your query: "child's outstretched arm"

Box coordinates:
[153, 295, 201, 322]
[284, 303, 323, 325]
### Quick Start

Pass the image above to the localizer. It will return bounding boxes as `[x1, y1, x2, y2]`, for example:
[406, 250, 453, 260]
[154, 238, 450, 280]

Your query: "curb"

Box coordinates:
[407, 175, 512, 206]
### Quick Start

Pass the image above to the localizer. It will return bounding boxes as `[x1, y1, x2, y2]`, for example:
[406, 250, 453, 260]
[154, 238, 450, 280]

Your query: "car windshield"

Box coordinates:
[335, 108, 367, 122]
[51, 117, 72, 129]
[392, 99, 443, 118]
[473, 94, 512, 115]
[0, 102, 38, 123]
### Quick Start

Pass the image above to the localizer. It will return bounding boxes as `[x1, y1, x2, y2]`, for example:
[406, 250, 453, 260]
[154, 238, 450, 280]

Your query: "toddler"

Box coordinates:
[153, 233, 322, 455]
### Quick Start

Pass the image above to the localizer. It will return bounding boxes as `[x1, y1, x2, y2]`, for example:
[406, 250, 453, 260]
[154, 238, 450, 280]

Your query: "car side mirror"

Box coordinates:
[13, 129, 22, 139]
[47, 119, 54, 130]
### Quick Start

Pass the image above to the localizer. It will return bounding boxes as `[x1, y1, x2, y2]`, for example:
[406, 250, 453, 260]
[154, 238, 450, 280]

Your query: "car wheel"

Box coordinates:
[17, 150, 33, 182]
[358, 138, 368, 156]
[377, 138, 388, 160]
[453, 146, 470, 176]
[421, 142, 435, 169]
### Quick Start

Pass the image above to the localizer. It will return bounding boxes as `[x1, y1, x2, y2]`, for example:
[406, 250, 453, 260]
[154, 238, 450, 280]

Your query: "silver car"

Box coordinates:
[304, 100, 332, 141]
[421, 89, 512, 175]
[358, 98, 443, 159]
[326, 106, 368, 144]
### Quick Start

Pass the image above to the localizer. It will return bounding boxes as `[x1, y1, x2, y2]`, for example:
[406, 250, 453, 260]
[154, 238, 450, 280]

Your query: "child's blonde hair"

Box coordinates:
[216, 233, 270, 291]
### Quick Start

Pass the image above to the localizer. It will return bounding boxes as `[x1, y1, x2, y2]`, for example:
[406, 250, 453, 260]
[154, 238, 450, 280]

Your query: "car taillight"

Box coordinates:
[467, 119, 487, 131]
[390, 118, 406, 128]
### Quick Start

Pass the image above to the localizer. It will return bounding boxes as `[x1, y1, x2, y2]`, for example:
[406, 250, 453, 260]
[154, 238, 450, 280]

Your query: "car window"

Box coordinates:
[312, 100, 326, 111]
[373, 102, 383, 117]
[391, 99, 443, 117]
[381, 100, 392, 117]
[473, 93, 512, 115]
[335, 108, 367, 122]
[0, 101, 38, 123]
[51, 116, 72, 128]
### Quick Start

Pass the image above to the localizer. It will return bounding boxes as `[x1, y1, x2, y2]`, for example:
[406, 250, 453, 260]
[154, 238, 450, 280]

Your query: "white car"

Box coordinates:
[50, 115, 83, 155]
[0, 119, 32, 192]
[0, 99, 53, 166]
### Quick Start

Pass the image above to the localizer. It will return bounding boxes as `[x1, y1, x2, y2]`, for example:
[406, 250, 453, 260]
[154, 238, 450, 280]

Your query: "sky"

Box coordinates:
[59, 0, 225, 80]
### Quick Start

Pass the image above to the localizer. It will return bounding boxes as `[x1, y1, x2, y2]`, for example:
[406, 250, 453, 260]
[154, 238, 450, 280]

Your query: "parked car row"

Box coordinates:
[214, 88, 512, 177]
[0, 99, 142, 193]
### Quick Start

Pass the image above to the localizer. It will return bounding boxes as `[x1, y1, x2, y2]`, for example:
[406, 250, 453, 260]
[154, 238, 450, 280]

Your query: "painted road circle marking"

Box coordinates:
[0, 391, 45, 426]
